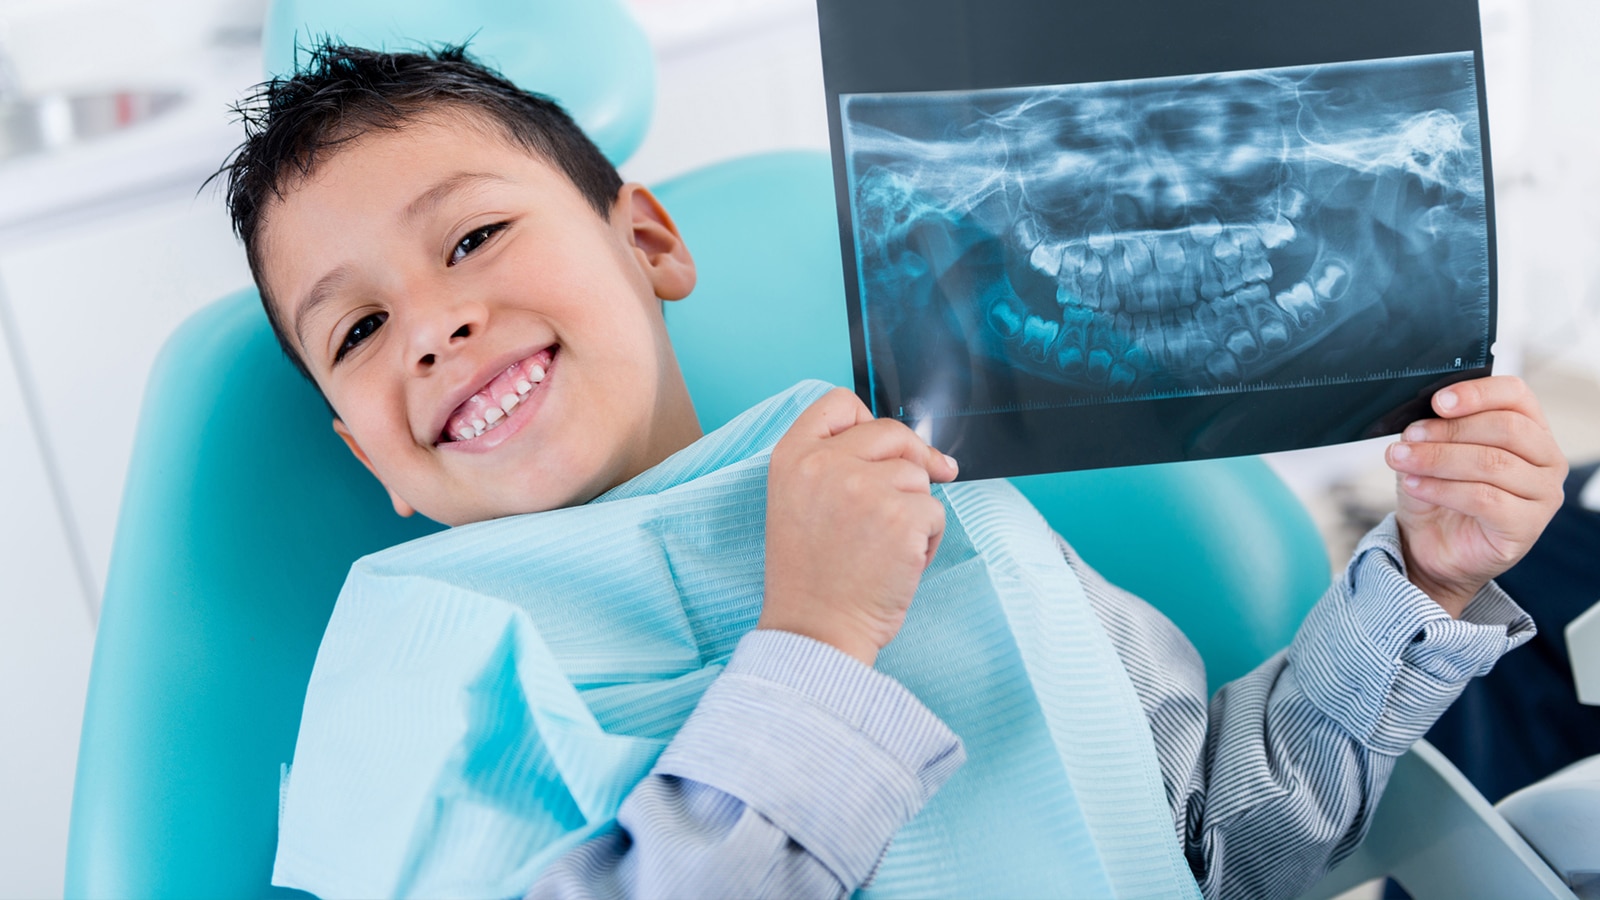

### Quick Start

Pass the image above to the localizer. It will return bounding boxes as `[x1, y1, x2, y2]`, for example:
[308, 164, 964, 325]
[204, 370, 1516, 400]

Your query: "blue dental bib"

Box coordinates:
[272, 382, 1201, 899]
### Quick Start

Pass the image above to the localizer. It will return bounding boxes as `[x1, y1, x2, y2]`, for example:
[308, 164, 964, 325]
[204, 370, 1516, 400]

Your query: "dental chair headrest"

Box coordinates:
[261, 0, 655, 165]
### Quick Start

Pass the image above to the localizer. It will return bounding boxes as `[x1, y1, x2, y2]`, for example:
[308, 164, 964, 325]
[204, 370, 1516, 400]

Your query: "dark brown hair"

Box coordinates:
[213, 40, 624, 383]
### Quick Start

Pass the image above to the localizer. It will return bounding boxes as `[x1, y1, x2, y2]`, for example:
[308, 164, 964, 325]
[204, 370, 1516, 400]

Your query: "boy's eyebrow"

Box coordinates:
[293, 265, 353, 355]
[403, 171, 510, 224]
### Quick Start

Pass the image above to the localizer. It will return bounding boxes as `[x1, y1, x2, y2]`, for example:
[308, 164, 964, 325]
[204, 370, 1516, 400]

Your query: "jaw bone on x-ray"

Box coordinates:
[842, 52, 1490, 423]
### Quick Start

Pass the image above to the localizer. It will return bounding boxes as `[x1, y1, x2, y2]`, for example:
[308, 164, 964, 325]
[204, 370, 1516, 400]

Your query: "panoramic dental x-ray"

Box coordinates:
[841, 52, 1490, 442]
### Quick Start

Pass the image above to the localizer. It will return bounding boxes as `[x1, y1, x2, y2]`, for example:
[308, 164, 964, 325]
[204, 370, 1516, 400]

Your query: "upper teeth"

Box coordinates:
[456, 359, 547, 441]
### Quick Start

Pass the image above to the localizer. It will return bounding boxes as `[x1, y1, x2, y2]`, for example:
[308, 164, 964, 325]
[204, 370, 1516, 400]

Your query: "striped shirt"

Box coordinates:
[530, 514, 1533, 900]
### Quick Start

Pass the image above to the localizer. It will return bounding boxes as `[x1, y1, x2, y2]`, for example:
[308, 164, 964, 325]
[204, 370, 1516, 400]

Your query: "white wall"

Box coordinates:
[1519, 0, 1600, 375]
[0, 298, 93, 900]
[623, 0, 828, 184]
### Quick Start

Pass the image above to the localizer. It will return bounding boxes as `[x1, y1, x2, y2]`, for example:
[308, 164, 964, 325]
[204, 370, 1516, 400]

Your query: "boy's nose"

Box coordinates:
[406, 297, 487, 372]
[415, 324, 472, 369]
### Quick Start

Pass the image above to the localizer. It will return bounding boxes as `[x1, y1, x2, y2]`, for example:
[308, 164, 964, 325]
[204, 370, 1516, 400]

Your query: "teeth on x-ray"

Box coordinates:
[843, 52, 1489, 406]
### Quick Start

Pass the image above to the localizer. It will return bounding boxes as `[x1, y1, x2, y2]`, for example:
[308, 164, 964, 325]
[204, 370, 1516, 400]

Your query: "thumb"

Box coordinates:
[927, 445, 959, 483]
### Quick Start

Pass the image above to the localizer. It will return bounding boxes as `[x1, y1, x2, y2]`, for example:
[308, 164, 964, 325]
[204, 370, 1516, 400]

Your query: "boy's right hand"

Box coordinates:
[759, 389, 959, 666]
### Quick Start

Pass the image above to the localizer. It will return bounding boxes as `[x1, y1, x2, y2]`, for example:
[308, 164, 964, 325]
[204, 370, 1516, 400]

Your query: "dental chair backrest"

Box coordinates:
[63, 2, 1332, 897]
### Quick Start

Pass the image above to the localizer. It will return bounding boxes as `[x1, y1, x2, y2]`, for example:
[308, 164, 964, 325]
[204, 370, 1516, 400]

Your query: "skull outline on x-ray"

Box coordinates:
[845, 52, 1488, 413]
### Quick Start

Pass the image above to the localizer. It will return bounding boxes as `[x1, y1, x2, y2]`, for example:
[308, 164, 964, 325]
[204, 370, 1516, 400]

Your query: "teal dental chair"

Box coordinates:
[62, 2, 1580, 898]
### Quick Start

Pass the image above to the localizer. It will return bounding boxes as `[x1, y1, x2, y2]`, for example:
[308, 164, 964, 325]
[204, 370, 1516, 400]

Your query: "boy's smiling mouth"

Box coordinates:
[436, 347, 557, 446]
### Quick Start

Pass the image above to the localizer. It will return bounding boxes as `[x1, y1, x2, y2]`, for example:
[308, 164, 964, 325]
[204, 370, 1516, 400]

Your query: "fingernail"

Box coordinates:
[1404, 475, 1421, 489]
[943, 453, 959, 471]
[1437, 390, 1458, 411]
[1390, 442, 1411, 461]
[1404, 423, 1426, 441]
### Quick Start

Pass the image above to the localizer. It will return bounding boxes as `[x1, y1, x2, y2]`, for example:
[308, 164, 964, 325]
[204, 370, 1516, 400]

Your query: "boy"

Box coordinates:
[222, 44, 1566, 899]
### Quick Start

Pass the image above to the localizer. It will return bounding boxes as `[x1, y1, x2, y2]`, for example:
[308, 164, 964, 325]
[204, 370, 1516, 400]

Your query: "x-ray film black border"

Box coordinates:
[821, 71, 875, 414]
[815, 0, 1497, 455]
[934, 366, 1492, 482]
[1473, 45, 1501, 386]
[836, 103, 881, 416]
[815, 0, 1489, 94]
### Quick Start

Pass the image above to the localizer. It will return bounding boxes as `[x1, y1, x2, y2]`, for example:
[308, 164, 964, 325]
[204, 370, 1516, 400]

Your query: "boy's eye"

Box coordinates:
[336, 311, 387, 363]
[449, 222, 508, 266]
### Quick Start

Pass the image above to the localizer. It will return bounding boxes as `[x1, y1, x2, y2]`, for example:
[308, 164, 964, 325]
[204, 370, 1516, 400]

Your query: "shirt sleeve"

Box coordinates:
[1064, 513, 1535, 900]
[526, 629, 966, 900]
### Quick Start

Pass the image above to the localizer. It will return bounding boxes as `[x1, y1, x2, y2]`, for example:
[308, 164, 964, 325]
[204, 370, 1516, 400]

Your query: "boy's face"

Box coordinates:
[256, 113, 701, 525]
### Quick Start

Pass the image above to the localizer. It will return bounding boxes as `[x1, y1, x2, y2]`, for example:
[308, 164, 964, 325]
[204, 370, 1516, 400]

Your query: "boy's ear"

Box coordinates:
[332, 419, 416, 518]
[616, 183, 696, 301]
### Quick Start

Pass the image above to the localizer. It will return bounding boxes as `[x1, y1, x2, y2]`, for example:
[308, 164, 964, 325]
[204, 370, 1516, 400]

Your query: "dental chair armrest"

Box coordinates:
[1297, 740, 1577, 900]
[1497, 755, 1600, 899]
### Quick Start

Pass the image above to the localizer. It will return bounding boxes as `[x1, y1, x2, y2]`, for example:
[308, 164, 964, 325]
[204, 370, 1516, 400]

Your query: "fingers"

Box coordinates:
[794, 388, 876, 440]
[1393, 375, 1567, 503]
[922, 499, 947, 570]
[1392, 475, 1541, 534]
[1430, 376, 1550, 428]
[1388, 438, 1560, 503]
[833, 419, 959, 482]
[788, 390, 958, 484]
[909, 492, 949, 545]
[1398, 409, 1566, 470]
[1390, 376, 1569, 522]
[881, 489, 947, 570]
[1393, 377, 1568, 613]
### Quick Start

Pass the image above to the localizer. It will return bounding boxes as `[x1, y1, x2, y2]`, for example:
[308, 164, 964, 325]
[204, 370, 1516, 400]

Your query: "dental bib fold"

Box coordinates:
[272, 380, 1201, 899]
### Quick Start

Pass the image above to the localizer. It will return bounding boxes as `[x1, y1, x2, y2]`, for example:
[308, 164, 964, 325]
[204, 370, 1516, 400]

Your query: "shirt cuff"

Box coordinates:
[1288, 513, 1535, 756]
[652, 629, 966, 889]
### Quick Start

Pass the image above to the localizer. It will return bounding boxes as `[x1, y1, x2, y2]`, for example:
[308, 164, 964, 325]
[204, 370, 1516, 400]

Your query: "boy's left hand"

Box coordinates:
[1385, 375, 1567, 618]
